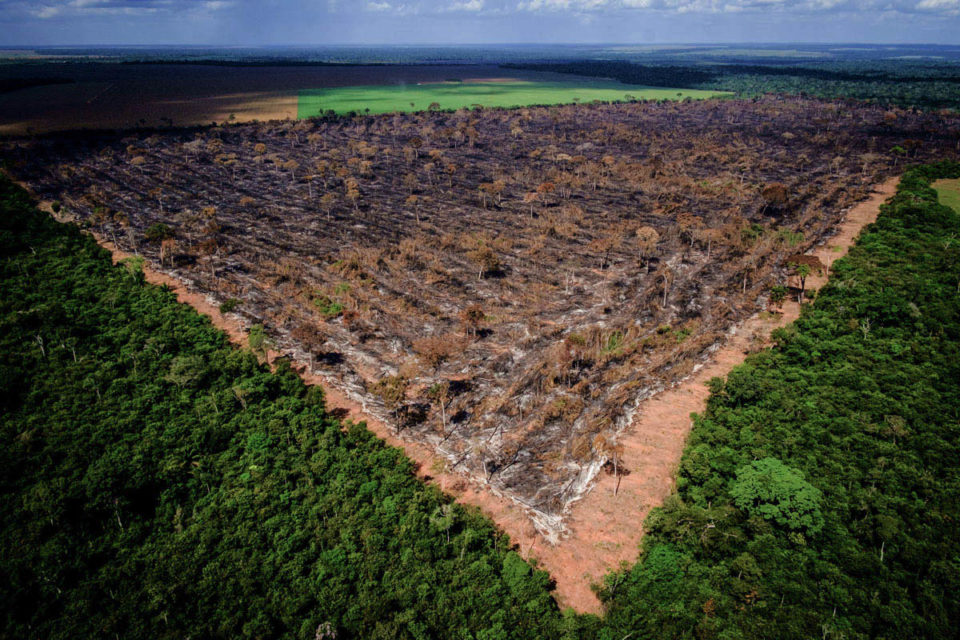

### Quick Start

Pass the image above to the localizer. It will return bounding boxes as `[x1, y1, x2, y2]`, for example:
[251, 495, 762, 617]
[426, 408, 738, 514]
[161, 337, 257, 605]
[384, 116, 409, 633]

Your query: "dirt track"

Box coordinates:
[19, 173, 898, 613]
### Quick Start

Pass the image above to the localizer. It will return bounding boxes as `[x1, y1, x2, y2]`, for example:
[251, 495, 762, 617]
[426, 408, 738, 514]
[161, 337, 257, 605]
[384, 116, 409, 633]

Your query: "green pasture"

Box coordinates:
[297, 80, 727, 118]
[934, 178, 960, 213]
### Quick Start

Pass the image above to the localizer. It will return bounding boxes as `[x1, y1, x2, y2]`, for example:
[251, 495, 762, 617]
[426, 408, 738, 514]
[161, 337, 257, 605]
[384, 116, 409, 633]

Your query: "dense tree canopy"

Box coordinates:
[512, 60, 960, 111]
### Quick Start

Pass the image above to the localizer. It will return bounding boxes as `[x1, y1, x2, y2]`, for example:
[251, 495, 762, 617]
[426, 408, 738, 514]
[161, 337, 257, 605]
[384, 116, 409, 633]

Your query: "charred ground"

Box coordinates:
[7, 96, 958, 533]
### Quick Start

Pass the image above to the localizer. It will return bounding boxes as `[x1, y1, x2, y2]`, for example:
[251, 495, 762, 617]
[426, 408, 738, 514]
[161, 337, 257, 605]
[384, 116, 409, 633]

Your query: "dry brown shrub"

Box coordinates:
[291, 322, 325, 348]
[397, 237, 425, 268]
[543, 395, 584, 424]
[460, 304, 485, 336]
[569, 434, 593, 462]
[412, 334, 464, 370]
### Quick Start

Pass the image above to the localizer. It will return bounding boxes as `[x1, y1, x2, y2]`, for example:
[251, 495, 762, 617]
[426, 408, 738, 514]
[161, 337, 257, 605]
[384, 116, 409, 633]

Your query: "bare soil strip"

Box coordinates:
[24, 174, 898, 614]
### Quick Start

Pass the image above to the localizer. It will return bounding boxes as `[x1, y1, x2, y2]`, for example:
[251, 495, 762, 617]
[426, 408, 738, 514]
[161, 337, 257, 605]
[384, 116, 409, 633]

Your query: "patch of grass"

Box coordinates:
[602, 330, 625, 354]
[297, 80, 727, 118]
[312, 293, 343, 318]
[933, 178, 960, 213]
[776, 228, 805, 247]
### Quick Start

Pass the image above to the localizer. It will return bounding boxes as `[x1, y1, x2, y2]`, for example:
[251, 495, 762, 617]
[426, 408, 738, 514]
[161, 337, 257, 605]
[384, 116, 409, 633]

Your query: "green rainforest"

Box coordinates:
[509, 60, 960, 111]
[1, 161, 959, 639]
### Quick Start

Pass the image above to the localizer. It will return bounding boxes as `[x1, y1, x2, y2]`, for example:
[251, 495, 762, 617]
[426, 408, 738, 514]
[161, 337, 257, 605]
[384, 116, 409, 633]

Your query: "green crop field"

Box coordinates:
[297, 79, 727, 118]
[934, 178, 960, 212]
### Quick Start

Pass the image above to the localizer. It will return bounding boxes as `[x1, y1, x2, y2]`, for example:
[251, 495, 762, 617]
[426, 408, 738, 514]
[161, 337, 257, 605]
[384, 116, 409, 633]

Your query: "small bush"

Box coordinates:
[219, 298, 240, 314]
[313, 294, 343, 318]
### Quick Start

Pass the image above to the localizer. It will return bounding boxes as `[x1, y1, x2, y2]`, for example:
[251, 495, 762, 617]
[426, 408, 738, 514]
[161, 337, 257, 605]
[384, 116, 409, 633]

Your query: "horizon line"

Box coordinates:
[4, 41, 960, 48]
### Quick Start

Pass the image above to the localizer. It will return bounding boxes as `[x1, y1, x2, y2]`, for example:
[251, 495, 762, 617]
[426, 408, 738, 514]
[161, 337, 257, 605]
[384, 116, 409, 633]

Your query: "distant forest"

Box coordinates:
[2, 158, 959, 637]
[508, 60, 960, 110]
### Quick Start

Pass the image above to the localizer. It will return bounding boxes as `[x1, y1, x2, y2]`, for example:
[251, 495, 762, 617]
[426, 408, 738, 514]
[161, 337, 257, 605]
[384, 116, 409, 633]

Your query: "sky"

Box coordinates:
[1, 0, 959, 46]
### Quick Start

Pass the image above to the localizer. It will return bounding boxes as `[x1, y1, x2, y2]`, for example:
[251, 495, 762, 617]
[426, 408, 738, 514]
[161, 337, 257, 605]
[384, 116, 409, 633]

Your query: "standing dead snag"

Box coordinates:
[698, 227, 723, 260]
[427, 382, 450, 436]
[145, 222, 175, 265]
[372, 375, 409, 432]
[444, 163, 457, 188]
[344, 178, 361, 212]
[594, 435, 628, 495]
[653, 264, 674, 308]
[588, 235, 617, 270]
[320, 193, 337, 220]
[522, 191, 539, 217]
[478, 181, 506, 208]
[467, 245, 500, 280]
[405, 195, 421, 223]
[159, 237, 176, 268]
[636, 225, 660, 265]
[676, 212, 704, 255]
[478, 183, 491, 209]
[408, 136, 423, 159]
[460, 304, 485, 338]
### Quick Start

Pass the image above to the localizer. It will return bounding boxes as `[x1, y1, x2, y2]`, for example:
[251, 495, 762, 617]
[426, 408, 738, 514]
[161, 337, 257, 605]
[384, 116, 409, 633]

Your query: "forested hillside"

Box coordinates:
[2, 160, 960, 639]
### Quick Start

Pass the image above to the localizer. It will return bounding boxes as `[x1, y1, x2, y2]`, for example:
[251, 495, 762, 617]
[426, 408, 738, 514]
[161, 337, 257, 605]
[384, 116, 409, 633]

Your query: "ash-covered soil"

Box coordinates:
[8, 96, 957, 532]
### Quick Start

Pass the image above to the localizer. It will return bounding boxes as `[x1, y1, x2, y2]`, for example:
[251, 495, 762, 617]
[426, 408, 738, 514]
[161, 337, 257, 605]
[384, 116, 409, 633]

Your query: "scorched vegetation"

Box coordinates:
[6, 96, 959, 533]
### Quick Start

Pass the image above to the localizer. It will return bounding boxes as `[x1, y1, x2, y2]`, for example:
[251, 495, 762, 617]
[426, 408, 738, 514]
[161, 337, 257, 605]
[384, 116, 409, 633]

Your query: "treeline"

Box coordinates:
[508, 61, 960, 110]
[118, 59, 399, 68]
[0, 175, 583, 639]
[504, 61, 717, 88]
[598, 161, 960, 638]
[3, 161, 960, 639]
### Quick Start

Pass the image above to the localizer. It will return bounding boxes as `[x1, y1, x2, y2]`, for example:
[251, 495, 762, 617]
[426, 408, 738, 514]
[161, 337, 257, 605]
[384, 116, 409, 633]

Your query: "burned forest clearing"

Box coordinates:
[7, 96, 959, 544]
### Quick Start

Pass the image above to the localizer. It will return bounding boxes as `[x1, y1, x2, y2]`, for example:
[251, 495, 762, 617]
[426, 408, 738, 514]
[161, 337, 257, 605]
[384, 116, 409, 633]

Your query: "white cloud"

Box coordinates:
[9, 0, 960, 29]
[519, 0, 616, 9]
[510, 0, 960, 12]
[33, 5, 62, 18]
[916, 0, 959, 9]
[449, 0, 485, 9]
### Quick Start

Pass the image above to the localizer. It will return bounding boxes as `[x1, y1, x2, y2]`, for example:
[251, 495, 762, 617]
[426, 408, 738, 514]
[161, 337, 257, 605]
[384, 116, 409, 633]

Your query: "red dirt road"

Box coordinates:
[25, 174, 898, 614]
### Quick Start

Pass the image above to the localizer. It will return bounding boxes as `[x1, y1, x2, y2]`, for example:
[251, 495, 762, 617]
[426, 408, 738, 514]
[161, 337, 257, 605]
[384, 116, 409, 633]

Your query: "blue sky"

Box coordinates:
[1, 0, 958, 46]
